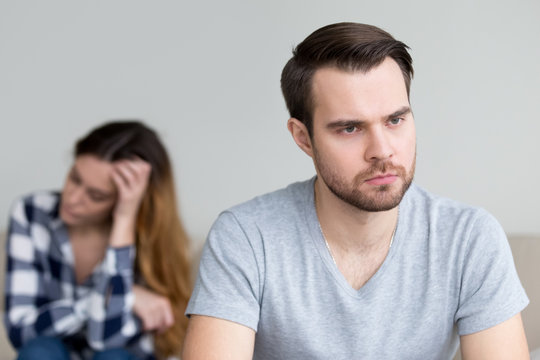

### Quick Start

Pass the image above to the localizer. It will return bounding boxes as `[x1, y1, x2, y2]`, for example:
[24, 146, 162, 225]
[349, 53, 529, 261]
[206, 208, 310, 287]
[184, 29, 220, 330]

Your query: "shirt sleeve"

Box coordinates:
[455, 209, 529, 335]
[185, 211, 263, 331]
[85, 245, 146, 351]
[4, 197, 89, 348]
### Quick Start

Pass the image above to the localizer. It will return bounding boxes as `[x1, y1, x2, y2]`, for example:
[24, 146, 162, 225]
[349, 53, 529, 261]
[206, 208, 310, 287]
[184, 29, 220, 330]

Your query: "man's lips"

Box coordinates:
[365, 174, 398, 185]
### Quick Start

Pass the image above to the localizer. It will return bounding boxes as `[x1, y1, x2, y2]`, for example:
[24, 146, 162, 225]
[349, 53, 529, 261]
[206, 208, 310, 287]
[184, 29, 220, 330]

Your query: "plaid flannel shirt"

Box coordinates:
[4, 191, 155, 359]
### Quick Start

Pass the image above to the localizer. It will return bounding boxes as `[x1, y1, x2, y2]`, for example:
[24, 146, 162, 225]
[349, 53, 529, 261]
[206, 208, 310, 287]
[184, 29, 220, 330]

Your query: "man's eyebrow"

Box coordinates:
[325, 106, 412, 129]
[326, 119, 366, 129]
[387, 106, 411, 120]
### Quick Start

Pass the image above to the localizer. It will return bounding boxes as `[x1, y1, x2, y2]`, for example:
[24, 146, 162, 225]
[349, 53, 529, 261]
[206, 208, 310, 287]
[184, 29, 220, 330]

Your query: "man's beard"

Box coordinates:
[314, 149, 415, 212]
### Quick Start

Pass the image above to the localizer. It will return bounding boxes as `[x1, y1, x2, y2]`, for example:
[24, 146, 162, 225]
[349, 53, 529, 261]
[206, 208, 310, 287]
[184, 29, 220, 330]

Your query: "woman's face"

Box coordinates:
[60, 155, 117, 227]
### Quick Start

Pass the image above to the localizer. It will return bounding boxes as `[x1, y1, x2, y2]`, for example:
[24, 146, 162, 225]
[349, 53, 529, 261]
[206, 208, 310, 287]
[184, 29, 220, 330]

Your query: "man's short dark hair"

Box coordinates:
[280, 22, 414, 135]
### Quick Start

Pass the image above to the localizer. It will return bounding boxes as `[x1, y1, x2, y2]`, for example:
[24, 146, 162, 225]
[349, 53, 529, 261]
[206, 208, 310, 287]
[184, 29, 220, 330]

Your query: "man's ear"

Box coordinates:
[287, 118, 314, 158]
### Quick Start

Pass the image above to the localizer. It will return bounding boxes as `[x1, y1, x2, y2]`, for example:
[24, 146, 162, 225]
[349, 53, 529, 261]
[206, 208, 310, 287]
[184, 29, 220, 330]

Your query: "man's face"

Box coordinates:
[309, 58, 416, 212]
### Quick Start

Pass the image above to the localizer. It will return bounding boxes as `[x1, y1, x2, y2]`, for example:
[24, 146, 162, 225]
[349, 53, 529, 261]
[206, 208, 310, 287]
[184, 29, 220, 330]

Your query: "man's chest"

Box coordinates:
[254, 249, 460, 359]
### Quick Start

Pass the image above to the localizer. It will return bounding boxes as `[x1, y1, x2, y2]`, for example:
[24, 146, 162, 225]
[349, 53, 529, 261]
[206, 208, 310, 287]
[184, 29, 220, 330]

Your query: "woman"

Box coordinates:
[4, 121, 191, 359]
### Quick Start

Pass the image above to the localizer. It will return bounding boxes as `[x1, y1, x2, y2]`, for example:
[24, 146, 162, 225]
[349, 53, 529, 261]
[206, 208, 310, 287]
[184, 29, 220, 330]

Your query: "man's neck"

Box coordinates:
[314, 177, 399, 255]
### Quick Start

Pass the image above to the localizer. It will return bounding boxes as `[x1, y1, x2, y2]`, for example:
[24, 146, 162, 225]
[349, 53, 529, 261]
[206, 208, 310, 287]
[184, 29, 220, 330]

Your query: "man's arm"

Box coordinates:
[460, 313, 529, 360]
[182, 315, 255, 360]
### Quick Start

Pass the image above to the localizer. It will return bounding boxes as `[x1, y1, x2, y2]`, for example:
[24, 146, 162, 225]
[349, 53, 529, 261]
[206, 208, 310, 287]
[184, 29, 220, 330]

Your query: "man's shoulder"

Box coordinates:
[404, 183, 496, 231]
[224, 178, 314, 219]
[406, 183, 482, 213]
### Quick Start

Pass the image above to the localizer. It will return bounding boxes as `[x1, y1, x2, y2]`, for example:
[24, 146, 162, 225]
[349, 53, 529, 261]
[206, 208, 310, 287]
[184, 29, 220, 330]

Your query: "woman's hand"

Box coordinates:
[111, 158, 152, 220]
[132, 284, 174, 333]
[108, 158, 151, 248]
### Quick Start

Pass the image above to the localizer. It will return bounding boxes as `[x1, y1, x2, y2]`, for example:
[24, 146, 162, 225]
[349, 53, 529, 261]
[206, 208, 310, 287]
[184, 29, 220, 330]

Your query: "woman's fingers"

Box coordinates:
[111, 159, 152, 219]
[111, 164, 131, 190]
[158, 300, 174, 332]
[113, 160, 150, 190]
[121, 159, 150, 181]
[146, 306, 173, 332]
[151, 298, 174, 332]
[132, 284, 174, 333]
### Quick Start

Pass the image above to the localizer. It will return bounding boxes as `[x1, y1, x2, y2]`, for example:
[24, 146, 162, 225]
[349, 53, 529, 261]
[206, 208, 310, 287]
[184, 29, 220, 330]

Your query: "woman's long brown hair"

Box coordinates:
[75, 120, 191, 358]
[136, 166, 191, 358]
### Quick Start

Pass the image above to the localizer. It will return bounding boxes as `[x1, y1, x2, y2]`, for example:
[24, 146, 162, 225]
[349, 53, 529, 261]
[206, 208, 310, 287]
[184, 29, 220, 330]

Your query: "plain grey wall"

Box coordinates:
[1, 0, 539, 250]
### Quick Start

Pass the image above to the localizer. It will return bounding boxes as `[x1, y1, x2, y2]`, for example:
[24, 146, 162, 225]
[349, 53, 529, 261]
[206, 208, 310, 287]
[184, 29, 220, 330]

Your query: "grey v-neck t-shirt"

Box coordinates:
[186, 178, 528, 359]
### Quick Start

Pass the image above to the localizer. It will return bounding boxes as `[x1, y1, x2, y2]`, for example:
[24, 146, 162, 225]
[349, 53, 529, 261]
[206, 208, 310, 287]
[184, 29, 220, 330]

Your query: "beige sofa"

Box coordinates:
[0, 233, 538, 359]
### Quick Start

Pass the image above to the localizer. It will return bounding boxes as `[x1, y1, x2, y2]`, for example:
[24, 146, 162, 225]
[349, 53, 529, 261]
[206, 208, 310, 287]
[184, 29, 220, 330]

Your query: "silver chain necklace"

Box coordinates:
[319, 207, 399, 266]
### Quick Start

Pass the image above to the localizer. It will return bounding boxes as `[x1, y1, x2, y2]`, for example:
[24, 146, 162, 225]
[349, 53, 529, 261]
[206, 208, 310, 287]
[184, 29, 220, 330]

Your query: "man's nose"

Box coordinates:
[364, 127, 393, 162]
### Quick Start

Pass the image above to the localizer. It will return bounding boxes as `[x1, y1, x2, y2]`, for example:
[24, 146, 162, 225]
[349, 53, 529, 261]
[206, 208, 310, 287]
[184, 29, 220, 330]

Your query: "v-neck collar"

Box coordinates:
[49, 197, 97, 288]
[304, 176, 404, 298]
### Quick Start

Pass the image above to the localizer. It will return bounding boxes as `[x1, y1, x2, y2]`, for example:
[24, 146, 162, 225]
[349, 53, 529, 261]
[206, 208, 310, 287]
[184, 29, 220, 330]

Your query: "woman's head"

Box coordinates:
[60, 154, 117, 227]
[60, 121, 173, 227]
[74, 120, 170, 181]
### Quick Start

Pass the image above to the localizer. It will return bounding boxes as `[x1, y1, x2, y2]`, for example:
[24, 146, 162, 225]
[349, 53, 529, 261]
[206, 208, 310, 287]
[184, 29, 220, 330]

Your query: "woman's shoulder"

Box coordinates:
[10, 190, 61, 225]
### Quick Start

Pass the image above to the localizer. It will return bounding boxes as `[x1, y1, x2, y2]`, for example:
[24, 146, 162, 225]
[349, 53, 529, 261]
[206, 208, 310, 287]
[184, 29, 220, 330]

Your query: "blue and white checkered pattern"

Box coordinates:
[4, 191, 155, 359]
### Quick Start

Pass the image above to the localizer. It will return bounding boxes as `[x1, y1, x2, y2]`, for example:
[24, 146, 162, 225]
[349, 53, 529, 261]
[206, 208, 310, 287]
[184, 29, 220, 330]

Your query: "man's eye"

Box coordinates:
[343, 126, 356, 133]
[389, 118, 402, 125]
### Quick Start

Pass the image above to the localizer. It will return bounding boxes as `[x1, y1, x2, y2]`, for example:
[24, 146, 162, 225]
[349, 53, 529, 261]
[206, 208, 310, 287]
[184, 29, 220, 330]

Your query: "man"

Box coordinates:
[183, 23, 529, 359]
